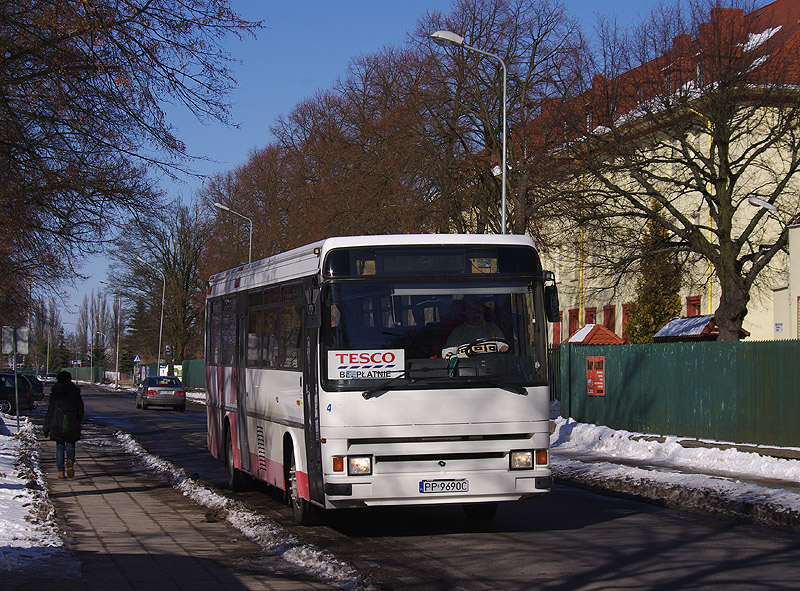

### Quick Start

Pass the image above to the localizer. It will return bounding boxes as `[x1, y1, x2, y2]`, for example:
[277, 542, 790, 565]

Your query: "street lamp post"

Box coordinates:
[748, 196, 800, 227]
[214, 202, 253, 263]
[137, 256, 165, 371]
[431, 30, 508, 234]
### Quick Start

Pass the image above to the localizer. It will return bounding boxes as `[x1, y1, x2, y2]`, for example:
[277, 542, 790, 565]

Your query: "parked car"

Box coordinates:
[44, 373, 58, 385]
[23, 374, 45, 401]
[0, 372, 36, 414]
[136, 376, 186, 411]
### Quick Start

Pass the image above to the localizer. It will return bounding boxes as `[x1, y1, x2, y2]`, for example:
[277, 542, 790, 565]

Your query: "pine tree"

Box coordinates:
[626, 204, 682, 344]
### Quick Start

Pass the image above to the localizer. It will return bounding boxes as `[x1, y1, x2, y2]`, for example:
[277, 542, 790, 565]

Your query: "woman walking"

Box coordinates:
[43, 371, 85, 479]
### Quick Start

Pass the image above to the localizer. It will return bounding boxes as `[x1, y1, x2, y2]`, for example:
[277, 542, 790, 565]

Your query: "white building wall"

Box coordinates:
[773, 225, 800, 340]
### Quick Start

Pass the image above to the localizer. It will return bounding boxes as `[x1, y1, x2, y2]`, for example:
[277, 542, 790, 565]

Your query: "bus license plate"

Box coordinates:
[419, 479, 469, 493]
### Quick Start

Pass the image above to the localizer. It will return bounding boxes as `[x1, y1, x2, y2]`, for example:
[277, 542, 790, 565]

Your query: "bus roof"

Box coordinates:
[207, 234, 538, 297]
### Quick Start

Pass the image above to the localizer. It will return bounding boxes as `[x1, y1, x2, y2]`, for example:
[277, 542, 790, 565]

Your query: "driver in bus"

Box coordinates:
[445, 298, 505, 348]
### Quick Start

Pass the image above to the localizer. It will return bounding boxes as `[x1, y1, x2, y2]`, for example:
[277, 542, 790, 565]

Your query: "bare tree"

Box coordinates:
[552, 0, 800, 340]
[0, 0, 260, 320]
[109, 202, 206, 362]
[200, 0, 578, 264]
[415, 0, 580, 237]
[270, 47, 444, 241]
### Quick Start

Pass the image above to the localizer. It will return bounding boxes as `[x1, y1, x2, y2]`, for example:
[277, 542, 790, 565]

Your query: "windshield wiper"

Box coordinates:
[361, 363, 448, 399]
[362, 373, 411, 399]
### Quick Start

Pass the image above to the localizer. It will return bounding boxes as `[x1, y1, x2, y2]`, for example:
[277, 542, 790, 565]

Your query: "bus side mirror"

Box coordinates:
[544, 284, 559, 323]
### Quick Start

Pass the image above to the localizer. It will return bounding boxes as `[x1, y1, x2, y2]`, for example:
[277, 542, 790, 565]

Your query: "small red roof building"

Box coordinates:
[567, 324, 624, 345]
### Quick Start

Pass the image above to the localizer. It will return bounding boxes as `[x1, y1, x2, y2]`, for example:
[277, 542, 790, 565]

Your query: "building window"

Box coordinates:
[686, 295, 702, 317]
[568, 308, 579, 336]
[603, 305, 616, 332]
[585, 307, 597, 325]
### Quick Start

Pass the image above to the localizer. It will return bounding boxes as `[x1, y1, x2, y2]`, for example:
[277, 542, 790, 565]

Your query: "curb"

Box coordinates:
[552, 469, 800, 534]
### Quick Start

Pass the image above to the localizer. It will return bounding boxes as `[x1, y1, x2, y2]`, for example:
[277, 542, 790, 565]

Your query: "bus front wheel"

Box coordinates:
[285, 447, 316, 525]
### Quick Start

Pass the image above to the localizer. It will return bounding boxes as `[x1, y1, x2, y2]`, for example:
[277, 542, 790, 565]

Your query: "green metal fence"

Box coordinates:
[130, 360, 206, 390]
[555, 340, 800, 448]
[181, 359, 206, 390]
[61, 366, 105, 384]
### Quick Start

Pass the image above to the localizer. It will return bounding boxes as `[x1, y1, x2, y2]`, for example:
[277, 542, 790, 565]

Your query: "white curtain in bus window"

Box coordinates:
[264, 308, 278, 367]
[247, 310, 262, 367]
[280, 303, 302, 368]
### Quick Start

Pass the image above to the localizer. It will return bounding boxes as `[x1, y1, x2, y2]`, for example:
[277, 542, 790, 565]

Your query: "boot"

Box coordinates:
[66, 460, 74, 479]
[57, 471, 65, 479]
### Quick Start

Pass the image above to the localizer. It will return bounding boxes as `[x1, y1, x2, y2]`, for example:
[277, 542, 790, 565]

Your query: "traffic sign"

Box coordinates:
[133, 354, 142, 363]
[2, 326, 29, 355]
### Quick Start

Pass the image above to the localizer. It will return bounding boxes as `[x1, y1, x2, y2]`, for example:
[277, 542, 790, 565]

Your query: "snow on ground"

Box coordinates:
[550, 417, 800, 532]
[0, 414, 77, 576]
[3, 396, 800, 583]
[0, 402, 373, 590]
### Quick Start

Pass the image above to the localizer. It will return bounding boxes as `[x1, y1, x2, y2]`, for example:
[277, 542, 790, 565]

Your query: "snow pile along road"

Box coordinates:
[114, 431, 375, 590]
[550, 417, 800, 533]
[0, 415, 79, 576]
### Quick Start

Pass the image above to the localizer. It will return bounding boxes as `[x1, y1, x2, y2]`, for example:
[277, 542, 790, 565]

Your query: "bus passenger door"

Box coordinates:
[303, 280, 324, 504]
[235, 291, 251, 474]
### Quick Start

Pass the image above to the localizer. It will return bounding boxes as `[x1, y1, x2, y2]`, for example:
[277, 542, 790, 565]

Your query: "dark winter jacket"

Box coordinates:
[43, 373, 84, 443]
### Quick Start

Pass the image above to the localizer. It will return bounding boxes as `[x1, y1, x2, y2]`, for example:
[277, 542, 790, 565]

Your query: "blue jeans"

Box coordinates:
[56, 441, 75, 471]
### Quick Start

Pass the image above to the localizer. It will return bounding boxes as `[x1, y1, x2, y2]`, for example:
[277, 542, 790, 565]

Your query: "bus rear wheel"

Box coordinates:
[286, 447, 316, 525]
[225, 428, 248, 492]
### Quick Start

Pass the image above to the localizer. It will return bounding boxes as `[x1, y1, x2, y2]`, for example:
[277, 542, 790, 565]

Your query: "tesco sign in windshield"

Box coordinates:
[327, 349, 405, 380]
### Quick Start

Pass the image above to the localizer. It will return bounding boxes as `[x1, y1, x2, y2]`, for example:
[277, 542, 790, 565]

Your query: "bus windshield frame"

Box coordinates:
[321, 276, 549, 392]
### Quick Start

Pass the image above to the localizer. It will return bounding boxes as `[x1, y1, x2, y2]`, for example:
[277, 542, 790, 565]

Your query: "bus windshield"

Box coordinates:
[321, 280, 548, 391]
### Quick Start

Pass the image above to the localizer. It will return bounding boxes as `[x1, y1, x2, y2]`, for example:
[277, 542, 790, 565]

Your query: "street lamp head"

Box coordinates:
[748, 196, 778, 212]
[213, 202, 231, 212]
[431, 30, 464, 47]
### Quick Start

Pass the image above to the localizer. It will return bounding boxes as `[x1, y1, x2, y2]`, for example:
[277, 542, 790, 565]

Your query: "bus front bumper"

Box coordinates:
[322, 469, 552, 508]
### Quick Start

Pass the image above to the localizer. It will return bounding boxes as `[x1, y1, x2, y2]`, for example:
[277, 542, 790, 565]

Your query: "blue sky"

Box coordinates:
[67, 0, 658, 328]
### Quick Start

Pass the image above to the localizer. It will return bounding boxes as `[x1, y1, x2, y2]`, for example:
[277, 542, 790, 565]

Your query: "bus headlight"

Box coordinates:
[510, 450, 534, 470]
[348, 456, 372, 476]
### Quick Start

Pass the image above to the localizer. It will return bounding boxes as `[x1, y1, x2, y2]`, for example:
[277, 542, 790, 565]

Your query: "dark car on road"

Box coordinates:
[136, 376, 186, 411]
[23, 374, 45, 401]
[0, 372, 36, 414]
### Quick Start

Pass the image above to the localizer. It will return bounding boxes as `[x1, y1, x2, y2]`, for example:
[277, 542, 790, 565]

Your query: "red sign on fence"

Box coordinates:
[587, 356, 605, 396]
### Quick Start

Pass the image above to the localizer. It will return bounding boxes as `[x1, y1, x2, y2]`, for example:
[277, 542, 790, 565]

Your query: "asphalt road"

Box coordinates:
[79, 385, 800, 591]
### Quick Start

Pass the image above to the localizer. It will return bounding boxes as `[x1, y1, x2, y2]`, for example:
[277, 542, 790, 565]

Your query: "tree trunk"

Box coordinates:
[714, 267, 750, 341]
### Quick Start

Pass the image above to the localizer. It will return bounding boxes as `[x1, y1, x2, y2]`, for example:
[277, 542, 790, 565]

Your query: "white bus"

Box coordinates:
[205, 234, 559, 523]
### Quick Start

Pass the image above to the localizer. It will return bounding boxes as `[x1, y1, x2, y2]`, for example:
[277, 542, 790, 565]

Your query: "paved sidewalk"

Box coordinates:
[6, 434, 334, 591]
